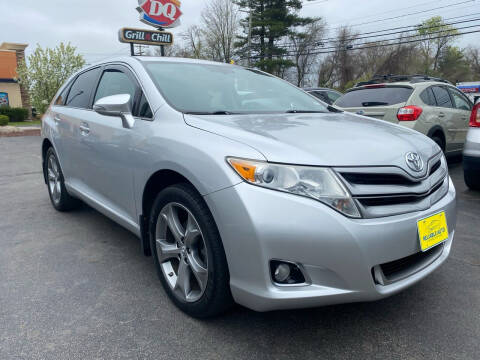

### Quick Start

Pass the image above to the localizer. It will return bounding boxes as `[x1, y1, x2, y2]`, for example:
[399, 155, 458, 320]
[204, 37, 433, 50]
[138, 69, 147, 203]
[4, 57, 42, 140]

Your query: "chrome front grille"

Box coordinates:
[335, 152, 449, 218]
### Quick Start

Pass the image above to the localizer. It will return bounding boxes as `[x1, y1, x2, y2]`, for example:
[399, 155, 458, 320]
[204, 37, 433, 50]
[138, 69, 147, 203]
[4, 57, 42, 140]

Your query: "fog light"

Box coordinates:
[270, 260, 307, 285]
[274, 264, 291, 282]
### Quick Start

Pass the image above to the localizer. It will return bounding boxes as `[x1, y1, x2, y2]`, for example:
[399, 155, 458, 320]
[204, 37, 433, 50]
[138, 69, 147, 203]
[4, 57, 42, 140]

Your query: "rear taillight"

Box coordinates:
[397, 106, 423, 121]
[470, 103, 480, 127]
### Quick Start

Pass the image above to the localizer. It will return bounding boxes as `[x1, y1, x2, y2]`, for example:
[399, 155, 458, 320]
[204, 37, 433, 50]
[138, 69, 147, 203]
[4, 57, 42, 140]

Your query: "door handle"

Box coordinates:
[54, 115, 61, 124]
[438, 112, 445, 118]
[79, 123, 90, 136]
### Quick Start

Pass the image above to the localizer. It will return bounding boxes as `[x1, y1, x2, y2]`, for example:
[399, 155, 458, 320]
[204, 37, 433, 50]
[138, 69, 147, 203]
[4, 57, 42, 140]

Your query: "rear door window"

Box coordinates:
[431, 86, 453, 108]
[420, 87, 436, 106]
[449, 88, 472, 111]
[335, 87, 414, 107]
[65, 68, 101, 109]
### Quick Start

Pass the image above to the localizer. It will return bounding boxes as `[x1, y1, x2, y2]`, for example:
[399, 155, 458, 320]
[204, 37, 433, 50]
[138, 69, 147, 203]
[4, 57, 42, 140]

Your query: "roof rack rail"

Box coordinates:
[355, 74, 451, 87]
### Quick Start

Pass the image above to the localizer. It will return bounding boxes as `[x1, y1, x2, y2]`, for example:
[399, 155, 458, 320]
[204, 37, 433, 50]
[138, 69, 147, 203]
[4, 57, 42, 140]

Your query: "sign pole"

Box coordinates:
[158, 26, 165, 57]
[130, 43, 135, 56]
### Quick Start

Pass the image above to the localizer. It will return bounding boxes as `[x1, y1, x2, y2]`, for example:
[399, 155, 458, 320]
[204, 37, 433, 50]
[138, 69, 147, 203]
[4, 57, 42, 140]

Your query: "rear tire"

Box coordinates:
[464, 170, 480, 190]
[149, 183, 233, 318]
[44, 147, 80, 211]
[431, 135, 445, 153]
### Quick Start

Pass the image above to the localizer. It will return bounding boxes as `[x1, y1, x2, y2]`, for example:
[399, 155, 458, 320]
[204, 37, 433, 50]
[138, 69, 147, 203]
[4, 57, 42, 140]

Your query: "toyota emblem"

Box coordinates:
[405, 152, 424, 172]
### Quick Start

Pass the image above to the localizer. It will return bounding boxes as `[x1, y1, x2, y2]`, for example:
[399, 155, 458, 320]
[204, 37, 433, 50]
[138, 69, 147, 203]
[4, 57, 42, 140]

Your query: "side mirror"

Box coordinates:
[93, 94, 135, 129]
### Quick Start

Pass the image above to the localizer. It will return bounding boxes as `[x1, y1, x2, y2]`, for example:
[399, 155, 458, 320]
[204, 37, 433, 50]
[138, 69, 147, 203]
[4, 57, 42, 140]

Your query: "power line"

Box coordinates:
[247, 29, 480, 59]
[303, 29, 480, 55]
[319, 12, 480, 42]
[323, 0, 447, 25]
[307, 23, 480, 51]
[278, 17, 480, 50]
[325, 0, 475, 31]
[303, 0, 330, 6]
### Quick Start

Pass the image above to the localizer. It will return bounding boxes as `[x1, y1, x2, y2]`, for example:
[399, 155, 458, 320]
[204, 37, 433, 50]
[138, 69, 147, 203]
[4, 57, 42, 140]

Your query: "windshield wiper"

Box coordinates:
[361, 102, 389, 107]
[285, 110, 327, 113]
[184, 111, 236, 115]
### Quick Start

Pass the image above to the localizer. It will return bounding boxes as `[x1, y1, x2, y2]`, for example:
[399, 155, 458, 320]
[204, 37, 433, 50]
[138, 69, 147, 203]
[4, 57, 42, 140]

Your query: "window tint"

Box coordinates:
[335, 87, 414, 107]
[136, 93, 153, 118]
[65, 68, 100, 109]
[450, 89, 472, 111]
[326, 91, 342, 104]
[310, 91, 331, 104]
[55, 83, 72, 106]
[420, 87, 436, 106]
[431, 86, 453, 108]
[94, 70, 137, 108]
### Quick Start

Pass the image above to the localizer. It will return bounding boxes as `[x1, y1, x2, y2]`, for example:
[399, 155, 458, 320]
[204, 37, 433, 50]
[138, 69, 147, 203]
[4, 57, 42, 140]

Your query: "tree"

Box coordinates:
[17, 43, 85, 113]
[181, 25, 206, 59]
[201, 0, 239, 63]
[417, 16, 459, 74]
[316, 27, 359, 90]
[466, 47, 480, 77]
[438, 46, 471, 83]
[288, 19, 325, 86]
[234, 0, 317, 75]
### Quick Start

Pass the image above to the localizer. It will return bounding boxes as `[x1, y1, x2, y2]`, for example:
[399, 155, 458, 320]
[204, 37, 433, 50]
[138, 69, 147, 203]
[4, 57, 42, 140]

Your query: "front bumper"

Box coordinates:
[204, 179, 457, 312]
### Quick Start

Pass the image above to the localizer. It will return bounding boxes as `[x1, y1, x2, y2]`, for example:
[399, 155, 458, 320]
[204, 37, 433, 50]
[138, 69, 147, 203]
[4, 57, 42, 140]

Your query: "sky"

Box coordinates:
[1, 0, 479, 64]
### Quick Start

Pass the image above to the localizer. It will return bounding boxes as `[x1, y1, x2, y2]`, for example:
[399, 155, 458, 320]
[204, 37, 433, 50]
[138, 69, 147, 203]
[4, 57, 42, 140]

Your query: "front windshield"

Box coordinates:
[144, 62, 328, 114]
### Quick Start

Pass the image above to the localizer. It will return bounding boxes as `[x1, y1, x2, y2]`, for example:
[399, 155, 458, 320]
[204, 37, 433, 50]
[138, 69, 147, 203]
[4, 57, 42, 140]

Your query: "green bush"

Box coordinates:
[0, 115, 9, 126]
[0, 107, 29, 122]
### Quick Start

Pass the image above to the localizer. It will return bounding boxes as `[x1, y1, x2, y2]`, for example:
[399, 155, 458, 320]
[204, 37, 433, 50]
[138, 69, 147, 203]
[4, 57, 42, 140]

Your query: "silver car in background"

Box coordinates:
[42, 57, 456, 318]
[463, 101, 480, 189]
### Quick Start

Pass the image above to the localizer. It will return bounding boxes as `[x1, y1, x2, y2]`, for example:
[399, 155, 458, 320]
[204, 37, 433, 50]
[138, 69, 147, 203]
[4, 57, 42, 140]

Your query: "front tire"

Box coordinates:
[464, 170, 480, 190]
[149, 183, 233, 318]
[44, 147, 79, 211]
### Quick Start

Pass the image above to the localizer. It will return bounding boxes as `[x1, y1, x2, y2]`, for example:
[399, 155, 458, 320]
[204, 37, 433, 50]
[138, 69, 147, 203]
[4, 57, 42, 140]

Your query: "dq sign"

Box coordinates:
[137, 0, 182, 28]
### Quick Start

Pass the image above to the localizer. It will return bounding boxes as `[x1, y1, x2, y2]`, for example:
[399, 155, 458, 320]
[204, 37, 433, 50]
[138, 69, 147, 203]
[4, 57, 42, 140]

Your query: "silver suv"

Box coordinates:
[335, 75, 473, 155]
[464, 101, 480, 189]
[42, 58, 456, 317]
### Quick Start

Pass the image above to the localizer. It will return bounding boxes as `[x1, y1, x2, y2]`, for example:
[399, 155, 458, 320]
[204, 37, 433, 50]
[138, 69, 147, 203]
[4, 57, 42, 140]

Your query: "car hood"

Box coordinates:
[184, 112, 439, 173]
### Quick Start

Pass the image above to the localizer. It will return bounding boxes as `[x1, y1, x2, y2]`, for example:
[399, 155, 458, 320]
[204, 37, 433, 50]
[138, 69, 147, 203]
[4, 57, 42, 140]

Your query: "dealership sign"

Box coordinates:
[137, 0, 182, 28]
[119, 28, 174, 46]
[458, 86, 480, 94]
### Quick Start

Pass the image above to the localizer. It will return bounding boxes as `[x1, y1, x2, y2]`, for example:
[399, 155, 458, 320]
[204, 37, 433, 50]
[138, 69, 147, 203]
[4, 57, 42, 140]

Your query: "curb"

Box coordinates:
[0, 129, 41, 137]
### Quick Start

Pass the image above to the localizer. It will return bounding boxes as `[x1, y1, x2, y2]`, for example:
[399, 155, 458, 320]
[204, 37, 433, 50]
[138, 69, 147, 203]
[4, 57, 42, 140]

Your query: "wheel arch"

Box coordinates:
[427, 125, 446, 151]
[139, 168, 203, 256]
[41, 138, 54, 184]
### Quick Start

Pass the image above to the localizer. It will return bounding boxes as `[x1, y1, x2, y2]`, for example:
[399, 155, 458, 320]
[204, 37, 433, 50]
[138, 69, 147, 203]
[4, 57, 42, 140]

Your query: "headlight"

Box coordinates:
[227, 158, 361, 218]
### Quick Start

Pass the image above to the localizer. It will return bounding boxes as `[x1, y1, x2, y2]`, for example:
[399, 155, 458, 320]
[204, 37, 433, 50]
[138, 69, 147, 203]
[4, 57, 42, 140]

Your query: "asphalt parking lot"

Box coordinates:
[0, 136, 479, 360]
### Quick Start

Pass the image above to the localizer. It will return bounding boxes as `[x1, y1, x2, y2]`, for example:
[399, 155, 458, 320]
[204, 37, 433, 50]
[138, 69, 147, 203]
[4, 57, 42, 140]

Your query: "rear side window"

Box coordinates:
[336, 87, 414, 107]
[431, 86, 453, 108]
[449, 88, 472, 111]
[420, 87, 436, 106]
[55, 82, 72, 106]
[65, 68, 101, 109]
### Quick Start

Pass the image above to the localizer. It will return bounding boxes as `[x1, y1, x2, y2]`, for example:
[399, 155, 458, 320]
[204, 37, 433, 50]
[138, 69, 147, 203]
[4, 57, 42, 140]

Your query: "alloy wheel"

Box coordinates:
[47, 154, 62, 204]
[155, 202, 208, 303]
